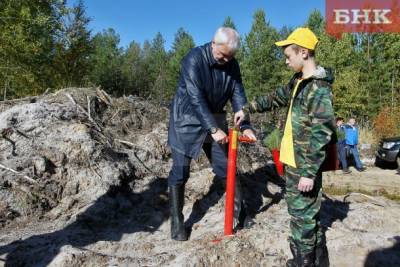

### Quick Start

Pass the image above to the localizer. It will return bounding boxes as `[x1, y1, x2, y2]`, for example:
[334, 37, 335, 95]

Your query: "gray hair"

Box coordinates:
[213, 27, 240, 53]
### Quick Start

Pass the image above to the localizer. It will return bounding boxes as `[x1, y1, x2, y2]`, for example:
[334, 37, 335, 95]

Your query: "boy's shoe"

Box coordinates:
[357, 167, 367, 172]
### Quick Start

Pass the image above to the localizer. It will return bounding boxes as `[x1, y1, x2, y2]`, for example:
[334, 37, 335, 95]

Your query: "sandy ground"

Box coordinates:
[0, 167, 399, 267]
[0, 89, 399, 266]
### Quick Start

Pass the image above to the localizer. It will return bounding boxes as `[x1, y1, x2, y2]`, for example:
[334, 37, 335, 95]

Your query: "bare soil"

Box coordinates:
[0, 88, 399, 267]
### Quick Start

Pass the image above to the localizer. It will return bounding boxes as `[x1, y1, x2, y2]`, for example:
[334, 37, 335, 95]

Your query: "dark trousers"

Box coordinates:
[168, 135, 228, 186]
[337, 143, 348, 170]
[347, 144, 363, 169]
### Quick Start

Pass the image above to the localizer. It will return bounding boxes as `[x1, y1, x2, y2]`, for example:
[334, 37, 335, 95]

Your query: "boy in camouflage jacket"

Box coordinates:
[249, 28, 335, 267]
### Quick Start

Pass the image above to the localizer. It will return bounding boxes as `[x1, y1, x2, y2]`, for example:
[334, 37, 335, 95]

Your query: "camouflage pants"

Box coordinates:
[285, 166, 324, 253]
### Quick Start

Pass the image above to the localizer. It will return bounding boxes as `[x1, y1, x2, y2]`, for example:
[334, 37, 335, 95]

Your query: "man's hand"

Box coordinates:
[211, 129, 228, 144]
[234, 110, 245, 126]
[242, 129, 256, 141]
[298, 177, 314, 192]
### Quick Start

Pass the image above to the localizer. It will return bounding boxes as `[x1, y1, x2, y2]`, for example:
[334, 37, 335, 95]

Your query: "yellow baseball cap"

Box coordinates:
[275, 27, 318, 50]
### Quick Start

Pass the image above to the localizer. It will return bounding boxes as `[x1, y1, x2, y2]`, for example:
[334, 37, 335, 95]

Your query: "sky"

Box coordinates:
[69, 0, 326, 50]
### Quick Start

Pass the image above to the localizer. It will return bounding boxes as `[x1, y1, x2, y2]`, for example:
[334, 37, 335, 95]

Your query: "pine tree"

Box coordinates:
[88, 28, 124, 95]
[121, 41, 144, 96]
[370, 33, 400, 113]
[147, 32, 168, 100]
[165, 27, 195, 100]
[222, 16, 237, 30]
[0, 0, 65, 98]
[54, 0, 93, 88]
[240, 9, 284, 98]
[305, 9, 325, 36]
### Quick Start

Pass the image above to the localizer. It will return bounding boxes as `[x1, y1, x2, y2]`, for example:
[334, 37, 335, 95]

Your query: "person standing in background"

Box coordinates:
[344, 117, 366, 172]
[336, 117, 351, 174]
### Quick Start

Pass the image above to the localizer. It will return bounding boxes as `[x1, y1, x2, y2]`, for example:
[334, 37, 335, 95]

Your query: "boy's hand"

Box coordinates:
[298, 177, 314, 192]
[242, 129, 256, 141]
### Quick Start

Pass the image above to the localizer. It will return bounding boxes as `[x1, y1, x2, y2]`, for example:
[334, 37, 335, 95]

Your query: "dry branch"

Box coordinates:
[87, 96, 92, 121]
[0, 163, 37, 184]
[96, 88, 112, 105]
[344, 192, 387, 207]
[65, 93, 102, 132]
[115, 139, 154, 154]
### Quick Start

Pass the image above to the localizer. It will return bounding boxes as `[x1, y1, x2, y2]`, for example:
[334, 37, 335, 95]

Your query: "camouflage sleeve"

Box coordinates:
[249, 85, 291, 113]
[247, 75, 298, 113]
[298, 85, 335, 179]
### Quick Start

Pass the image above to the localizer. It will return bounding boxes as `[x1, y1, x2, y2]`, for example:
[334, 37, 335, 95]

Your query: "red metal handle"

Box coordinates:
[224, 128, 238, 236]
[238, 136, 256, 143]
[224, 129, 256, 236]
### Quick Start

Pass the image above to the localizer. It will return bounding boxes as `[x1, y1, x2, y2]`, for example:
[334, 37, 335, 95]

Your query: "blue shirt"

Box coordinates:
[344, 124, 359, 145]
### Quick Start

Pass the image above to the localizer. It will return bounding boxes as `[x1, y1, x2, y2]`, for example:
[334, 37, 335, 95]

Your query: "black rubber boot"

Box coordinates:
[298, 250, 316, 267]
[286, 240, 298, 267]
[299, 251, 315, 267]
[169, 184, 188, 241]
[286, 239, 315, 267]
[315, 242, 329, 267]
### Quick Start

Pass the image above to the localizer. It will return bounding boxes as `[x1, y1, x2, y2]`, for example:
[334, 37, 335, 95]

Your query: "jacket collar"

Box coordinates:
[299, 66, 335, 84]
[206, 42, 218, 66]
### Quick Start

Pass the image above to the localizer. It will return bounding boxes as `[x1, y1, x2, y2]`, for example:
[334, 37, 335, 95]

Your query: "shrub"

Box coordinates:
[359, 126, 377, 145]
[263, 128, 281, 150]
[373, 106, 400, 140]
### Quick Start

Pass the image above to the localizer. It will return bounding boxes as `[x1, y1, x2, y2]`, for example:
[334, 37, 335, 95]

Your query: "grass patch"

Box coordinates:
[359, 126, 377, 146]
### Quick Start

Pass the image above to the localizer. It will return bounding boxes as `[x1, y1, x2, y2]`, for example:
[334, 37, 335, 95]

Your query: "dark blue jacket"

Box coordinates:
[344, 124, 359, 145]
[337, 125, 346, 145]
[168, 42, 248, 159]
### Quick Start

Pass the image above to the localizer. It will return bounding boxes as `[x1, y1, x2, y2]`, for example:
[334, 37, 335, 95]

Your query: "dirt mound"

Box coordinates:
[0, 88, 151, 220]
[0, 88, 399, 267]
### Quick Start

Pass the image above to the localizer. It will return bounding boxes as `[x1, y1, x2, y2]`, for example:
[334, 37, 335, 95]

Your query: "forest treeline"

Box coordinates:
[1, 0, 399, 132]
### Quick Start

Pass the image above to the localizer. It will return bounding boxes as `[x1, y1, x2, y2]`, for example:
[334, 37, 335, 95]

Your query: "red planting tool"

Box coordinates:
[223, 128, 256, 236]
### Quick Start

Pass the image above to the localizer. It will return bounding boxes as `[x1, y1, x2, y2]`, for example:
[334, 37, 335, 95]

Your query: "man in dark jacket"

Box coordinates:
[336, 117, 351, 174]
[167, 27, 256, 241]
